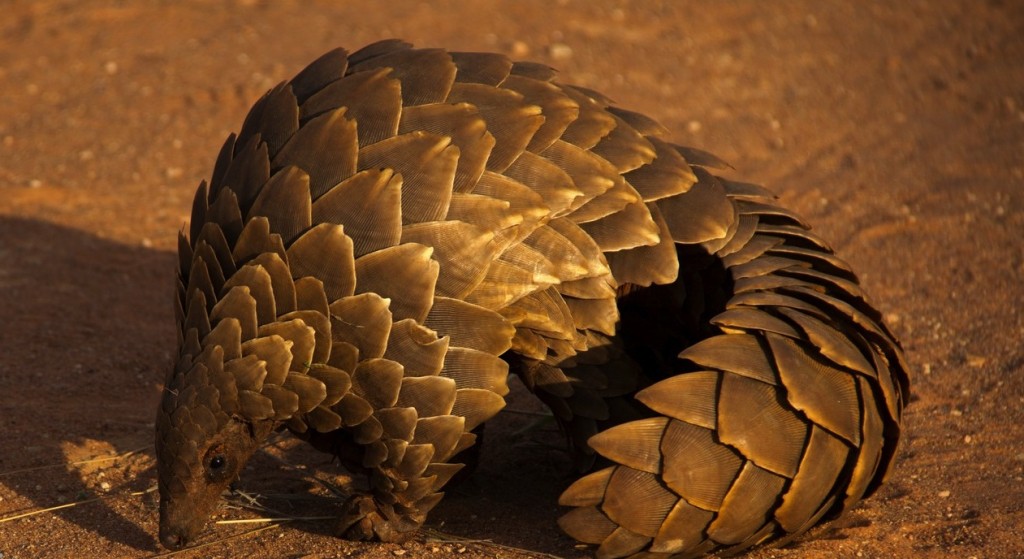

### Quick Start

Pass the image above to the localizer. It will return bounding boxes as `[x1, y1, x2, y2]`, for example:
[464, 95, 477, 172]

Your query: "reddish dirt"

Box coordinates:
[2, 1, 1022, 558]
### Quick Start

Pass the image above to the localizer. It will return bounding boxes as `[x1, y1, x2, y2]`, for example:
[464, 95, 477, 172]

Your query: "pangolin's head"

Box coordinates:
[155, 357, 272, 549]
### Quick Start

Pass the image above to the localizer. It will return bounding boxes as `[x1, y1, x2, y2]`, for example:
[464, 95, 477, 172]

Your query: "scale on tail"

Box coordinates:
[156, 40, 909, 557]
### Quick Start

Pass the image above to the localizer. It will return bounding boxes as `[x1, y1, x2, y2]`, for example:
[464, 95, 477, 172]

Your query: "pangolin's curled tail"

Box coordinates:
[169, 40, 909, 557]
[553, 175, 909, 558]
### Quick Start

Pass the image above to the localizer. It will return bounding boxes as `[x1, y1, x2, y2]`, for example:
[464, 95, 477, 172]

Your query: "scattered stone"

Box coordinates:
[510, 41, 529, 57]
[548, 43, 573, 61]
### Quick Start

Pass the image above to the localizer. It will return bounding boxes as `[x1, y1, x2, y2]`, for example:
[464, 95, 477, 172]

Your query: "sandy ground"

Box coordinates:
[1, 1, 1023, 558]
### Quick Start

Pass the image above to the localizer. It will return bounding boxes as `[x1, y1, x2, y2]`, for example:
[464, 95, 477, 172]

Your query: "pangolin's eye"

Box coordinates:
[204, 447, 230, 480]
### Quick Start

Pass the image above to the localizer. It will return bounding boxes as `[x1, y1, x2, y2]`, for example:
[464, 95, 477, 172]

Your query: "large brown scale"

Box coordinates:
[155, 40, 909, 558]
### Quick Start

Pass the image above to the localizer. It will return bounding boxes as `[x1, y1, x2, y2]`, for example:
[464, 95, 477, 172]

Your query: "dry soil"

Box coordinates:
[1, 1, 1023, 558]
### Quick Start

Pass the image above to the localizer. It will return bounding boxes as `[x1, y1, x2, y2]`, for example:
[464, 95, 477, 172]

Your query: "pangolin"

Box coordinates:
[156, 40, 909, 558]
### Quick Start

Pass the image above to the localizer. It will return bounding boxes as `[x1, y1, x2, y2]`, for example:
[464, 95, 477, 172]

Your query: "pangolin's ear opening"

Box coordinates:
[244, 419, 261, 439]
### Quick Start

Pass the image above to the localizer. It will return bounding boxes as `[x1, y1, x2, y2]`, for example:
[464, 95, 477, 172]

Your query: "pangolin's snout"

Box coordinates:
[159, 528, 189, 550]
[158, 499, 204, 550]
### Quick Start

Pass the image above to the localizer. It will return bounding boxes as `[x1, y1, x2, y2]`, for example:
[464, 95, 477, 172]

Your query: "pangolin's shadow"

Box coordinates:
[0, 216, 172, 552]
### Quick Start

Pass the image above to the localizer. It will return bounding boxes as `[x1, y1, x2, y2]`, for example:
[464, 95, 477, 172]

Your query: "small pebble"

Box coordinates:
[392, 550, 406, 556]
[548, 43, 573, 61]
[963, 435, 972, 444]
[938, 490, 951, 498]
[510, 41, 529, 57]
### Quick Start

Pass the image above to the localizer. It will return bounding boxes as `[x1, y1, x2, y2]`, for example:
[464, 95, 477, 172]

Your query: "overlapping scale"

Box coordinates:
[383, 319, 448, 377]
[447, 82, 544, 172]
[352, 244, 438, 323]
[309, 169, 402, 258]
[301, 67, 401, 146]
[271, 109, 357, 202]
[358, 132, 458, 224]
[450, 51, 513, 86]
[347, 47, 456, 107]
[600, 466, 677, 537]
[400, 220, 499, 298]
[398, 102, 494, 193]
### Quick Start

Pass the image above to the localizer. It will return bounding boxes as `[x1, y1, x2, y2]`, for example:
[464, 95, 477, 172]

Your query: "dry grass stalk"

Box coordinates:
[0, 487, 155, 524]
